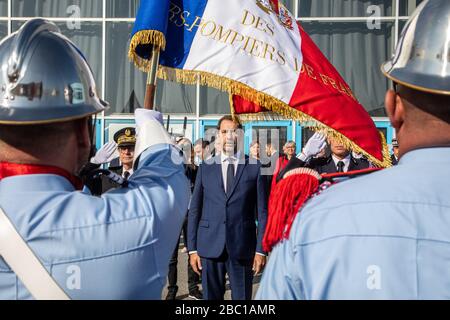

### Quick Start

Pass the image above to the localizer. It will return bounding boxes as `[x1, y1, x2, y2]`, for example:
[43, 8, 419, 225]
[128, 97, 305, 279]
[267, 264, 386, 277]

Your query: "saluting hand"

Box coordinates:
[90, 141, 118, 164]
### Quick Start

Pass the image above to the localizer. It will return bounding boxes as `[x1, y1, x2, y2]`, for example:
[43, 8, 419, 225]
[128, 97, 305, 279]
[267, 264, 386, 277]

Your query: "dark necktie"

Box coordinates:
[226, 158, 235, 194]
[337, 161, 345, 173]
[123, 171, 130, 180]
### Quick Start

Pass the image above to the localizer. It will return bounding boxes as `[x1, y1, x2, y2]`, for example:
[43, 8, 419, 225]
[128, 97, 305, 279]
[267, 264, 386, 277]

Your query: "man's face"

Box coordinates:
[118, 145, 135, 167]
[194, 144, 204, 160]
[219, 119, 238, 155]
[329, 138, 350, 158]
[178, 139, 193, 163]
[250, 143, 260, 158]
[393, 146, 399, 158]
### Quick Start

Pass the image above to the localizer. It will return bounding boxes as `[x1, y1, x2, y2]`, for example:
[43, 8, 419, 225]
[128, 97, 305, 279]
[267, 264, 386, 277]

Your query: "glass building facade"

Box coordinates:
[0, 0, 424, 152]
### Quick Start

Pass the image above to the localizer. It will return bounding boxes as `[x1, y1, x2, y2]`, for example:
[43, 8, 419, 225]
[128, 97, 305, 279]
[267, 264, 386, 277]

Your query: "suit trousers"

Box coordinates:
[201, 248, 253, 300]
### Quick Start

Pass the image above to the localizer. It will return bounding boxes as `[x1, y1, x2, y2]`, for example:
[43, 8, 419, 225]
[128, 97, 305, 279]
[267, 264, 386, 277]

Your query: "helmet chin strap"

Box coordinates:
[88, 115, 97, 161]
[76, 115, 97, 179]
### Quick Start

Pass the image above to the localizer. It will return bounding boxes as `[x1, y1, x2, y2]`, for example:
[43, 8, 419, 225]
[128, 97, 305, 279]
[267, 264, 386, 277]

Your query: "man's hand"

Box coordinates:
[90, 141, 118, 164]
[253, 254, 266, 276]
[189, 252, 203, 276]
[298, 132, 327, 161]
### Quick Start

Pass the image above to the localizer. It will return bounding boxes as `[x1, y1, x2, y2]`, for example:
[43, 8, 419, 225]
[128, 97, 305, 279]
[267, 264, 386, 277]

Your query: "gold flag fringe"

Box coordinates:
[128, 30, 166, 72]
[157, 66, 392, 168]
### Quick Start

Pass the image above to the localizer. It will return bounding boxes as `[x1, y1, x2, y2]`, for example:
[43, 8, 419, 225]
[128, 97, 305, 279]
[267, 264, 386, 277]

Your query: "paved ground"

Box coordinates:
[161, 245, 262, 300]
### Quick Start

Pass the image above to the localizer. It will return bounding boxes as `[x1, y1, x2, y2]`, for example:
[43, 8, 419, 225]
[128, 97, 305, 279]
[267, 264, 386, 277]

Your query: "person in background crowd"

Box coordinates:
[266, 141, 281, 164]
[249, 140, 260, 160]
[193, 138, 211, 165]
[270, 141, 296, 191]
[81, 127, 137, 195]
[391, 138, 399, 165]
[166, 138, 203, 300]
[213, 135, 222, 156]
[276, 132, 369, 184]
[315, 137, 369, 174]
[261, 141, 282, 196]
[298, 136, 369, 174]
[107, 127, 136, 180]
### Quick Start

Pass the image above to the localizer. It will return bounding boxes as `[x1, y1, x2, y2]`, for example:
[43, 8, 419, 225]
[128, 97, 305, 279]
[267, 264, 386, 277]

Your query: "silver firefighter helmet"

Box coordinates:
[382, 0, 450, 95]
[0, 18, 108, 124]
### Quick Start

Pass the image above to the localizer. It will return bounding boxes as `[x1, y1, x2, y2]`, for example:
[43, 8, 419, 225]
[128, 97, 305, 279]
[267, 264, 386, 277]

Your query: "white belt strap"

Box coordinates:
[0, 207, 70, 300]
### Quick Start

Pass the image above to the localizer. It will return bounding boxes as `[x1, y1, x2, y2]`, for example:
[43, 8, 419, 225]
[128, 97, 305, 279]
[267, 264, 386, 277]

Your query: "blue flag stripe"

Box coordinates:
[160, 0, 209, 69]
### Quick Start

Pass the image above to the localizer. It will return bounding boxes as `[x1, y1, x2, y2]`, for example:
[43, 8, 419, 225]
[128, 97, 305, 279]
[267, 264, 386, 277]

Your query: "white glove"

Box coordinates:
[298, 132, 327, 161]
[132, 109, 173, 159]
[134, 109, 164, 128]
[90, 141, 118, 164]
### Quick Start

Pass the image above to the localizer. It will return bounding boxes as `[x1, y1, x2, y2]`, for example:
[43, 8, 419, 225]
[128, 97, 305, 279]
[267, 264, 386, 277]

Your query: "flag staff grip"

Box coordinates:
[144, 45, 161, 110]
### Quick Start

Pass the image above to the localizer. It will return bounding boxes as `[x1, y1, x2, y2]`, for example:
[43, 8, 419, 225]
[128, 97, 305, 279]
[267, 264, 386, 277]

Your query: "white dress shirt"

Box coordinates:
[221, 152, 238, 192]
[122, 168, 134, 178]
[331, 154, 351, 172]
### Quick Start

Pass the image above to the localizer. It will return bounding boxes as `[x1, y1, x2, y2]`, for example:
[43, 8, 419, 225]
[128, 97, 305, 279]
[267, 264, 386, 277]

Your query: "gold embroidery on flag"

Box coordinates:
[157, 65, 391, 168]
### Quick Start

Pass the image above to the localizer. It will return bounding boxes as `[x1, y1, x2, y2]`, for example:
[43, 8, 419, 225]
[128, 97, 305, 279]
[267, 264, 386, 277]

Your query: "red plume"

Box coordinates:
[263, 168, 321, 252]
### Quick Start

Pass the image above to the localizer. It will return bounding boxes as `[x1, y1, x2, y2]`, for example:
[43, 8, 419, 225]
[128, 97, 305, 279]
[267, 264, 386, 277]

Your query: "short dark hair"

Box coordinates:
[217, 115, 243, 130]
[399, 84, 450, 123]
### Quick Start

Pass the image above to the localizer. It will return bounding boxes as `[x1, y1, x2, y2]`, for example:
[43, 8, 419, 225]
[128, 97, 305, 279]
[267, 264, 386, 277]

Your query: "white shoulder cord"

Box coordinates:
[0, 207, 70, 300]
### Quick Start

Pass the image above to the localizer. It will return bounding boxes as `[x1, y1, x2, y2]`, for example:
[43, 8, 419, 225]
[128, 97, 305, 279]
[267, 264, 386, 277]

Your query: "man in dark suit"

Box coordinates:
[187, 115, 268, 300]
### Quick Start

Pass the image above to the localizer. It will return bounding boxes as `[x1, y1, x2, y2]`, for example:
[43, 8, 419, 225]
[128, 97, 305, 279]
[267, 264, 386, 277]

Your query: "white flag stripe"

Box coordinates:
[184, 0, 303, 104]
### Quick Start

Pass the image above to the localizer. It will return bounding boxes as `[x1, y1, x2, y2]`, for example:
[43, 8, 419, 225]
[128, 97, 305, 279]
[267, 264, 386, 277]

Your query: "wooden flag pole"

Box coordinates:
[143, 45, 161, 110]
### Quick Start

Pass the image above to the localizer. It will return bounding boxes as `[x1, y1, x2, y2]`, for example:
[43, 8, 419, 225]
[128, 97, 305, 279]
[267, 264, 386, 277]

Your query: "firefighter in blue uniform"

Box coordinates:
[257, 0, 450, 299]
[0, 19, 190, 299]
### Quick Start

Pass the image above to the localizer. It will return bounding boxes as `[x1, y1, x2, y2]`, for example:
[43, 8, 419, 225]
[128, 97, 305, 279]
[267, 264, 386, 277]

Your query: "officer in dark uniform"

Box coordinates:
[101, 127, 136, 192]
[275, 134, 369, 182]
[391, 138, 399, 165]
[310, 137, 369, 174]
[80, 127, 136, 195]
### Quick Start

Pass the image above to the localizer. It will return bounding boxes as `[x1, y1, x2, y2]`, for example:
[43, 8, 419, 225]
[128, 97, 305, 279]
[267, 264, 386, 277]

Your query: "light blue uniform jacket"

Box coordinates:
[256, 148, 450, 299]
[0, 143, 190, 299]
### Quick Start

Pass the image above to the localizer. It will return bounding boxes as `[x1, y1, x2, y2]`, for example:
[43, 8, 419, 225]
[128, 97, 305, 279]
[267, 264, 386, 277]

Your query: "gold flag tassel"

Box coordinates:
[128, 30, 166, 72]
[157, 66, 392, 168]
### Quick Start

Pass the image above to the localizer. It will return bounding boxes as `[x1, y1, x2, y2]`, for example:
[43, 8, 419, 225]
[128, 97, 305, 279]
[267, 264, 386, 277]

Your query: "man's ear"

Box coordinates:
[385, 89, 405, 131]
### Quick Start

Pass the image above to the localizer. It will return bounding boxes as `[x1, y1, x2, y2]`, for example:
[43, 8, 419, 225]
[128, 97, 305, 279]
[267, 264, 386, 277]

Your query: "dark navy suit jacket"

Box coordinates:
[187, 155, 268, 260]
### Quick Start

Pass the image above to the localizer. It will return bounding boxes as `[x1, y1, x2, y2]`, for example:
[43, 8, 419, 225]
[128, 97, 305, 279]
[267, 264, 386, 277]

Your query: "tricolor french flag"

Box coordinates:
[129, 0, 390, 167]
